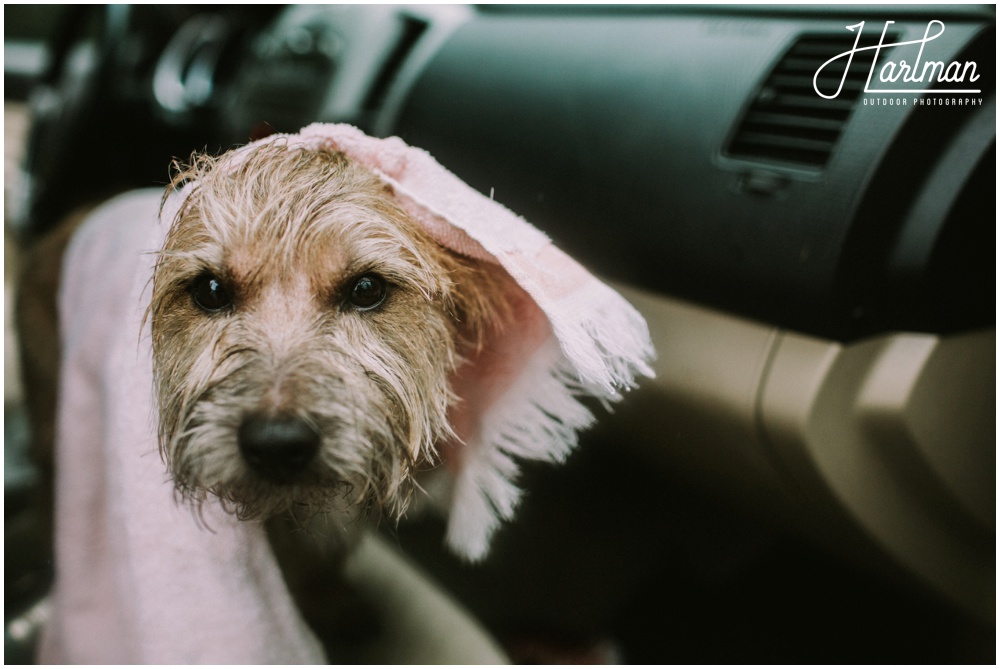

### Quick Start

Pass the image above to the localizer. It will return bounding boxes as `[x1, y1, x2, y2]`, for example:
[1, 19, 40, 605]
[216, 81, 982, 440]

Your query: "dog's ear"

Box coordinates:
[437, 253, 517, 354]
[426, 251, 564, 560]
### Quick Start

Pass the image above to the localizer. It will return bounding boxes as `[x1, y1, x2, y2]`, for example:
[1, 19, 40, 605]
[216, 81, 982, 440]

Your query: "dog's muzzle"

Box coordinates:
[237, 412, 320, 483]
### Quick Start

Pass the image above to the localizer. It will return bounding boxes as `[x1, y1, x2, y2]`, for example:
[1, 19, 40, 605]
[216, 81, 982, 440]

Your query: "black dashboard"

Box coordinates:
[213, 4, 995, 341]
[392, 8, 994, 342]
[20, 5, 995, 342]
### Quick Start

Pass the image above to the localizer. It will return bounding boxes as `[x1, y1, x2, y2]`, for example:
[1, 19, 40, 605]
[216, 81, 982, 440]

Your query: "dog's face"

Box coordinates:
[150, 144, 499, 524]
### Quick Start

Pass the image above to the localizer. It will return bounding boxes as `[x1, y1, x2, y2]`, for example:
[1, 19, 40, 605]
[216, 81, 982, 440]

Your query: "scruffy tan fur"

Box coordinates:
[151, 144, 509, 526]
[22, 142, 513, 655]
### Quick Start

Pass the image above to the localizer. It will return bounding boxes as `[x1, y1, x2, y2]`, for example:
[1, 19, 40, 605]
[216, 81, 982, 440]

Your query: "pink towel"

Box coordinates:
[39, 124, 654, 663]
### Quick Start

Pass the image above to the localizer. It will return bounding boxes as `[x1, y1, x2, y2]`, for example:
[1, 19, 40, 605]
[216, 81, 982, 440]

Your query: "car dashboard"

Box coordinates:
[7, 3, 995, 663]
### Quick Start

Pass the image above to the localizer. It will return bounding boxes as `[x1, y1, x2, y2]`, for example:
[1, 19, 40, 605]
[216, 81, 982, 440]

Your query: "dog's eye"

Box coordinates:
[191, 274, 233, 313]
[347, 274, 387, 310]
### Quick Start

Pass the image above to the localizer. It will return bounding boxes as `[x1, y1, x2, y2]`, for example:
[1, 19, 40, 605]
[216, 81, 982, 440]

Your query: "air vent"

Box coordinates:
[726, 33, 896, 170]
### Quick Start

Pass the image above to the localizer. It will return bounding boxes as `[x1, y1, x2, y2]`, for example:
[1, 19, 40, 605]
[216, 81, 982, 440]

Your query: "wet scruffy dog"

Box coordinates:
[20, 141, 514, 653]
[150, 143, 510, 528]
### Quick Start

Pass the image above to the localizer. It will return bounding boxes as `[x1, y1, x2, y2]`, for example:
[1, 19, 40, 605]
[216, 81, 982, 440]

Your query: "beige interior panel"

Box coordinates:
[612, 285, 994, 624]
[611, 285, 789, 507]
[761, 329, 994, 623]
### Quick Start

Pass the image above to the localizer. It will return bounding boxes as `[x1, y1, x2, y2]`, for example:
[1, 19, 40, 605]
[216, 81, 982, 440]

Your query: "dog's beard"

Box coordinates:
[155, 337, 453, 525]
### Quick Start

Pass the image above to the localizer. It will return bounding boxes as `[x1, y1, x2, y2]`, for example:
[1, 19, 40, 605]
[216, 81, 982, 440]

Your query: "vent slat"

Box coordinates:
[772, 93, 855, 112]
[726, 32, 896, 170]
[787, 38, 885, 57]
[778, 57, 876, 75]
[744, 112, 844, 132]
[732, 132, 837, 153]
[729, 144, 831, 168]
[771, 74, 866, 92]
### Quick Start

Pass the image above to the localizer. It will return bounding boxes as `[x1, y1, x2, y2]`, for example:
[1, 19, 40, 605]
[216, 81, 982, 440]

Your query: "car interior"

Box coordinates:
[5, 4, 994, 663]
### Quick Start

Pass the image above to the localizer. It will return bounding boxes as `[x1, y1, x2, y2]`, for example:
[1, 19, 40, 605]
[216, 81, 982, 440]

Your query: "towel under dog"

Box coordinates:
[38, 124, 654, 663]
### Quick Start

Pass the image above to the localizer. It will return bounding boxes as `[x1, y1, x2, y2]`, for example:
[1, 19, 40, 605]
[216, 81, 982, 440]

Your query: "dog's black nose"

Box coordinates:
[238, 412, 320, 482]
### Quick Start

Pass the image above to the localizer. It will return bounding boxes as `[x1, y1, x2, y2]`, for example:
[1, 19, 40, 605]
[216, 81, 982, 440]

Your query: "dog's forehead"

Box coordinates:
[175, 187, 433, 290]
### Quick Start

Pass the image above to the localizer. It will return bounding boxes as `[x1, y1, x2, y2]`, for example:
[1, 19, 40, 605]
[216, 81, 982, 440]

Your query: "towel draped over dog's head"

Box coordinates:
[162, 123, 655, 560]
